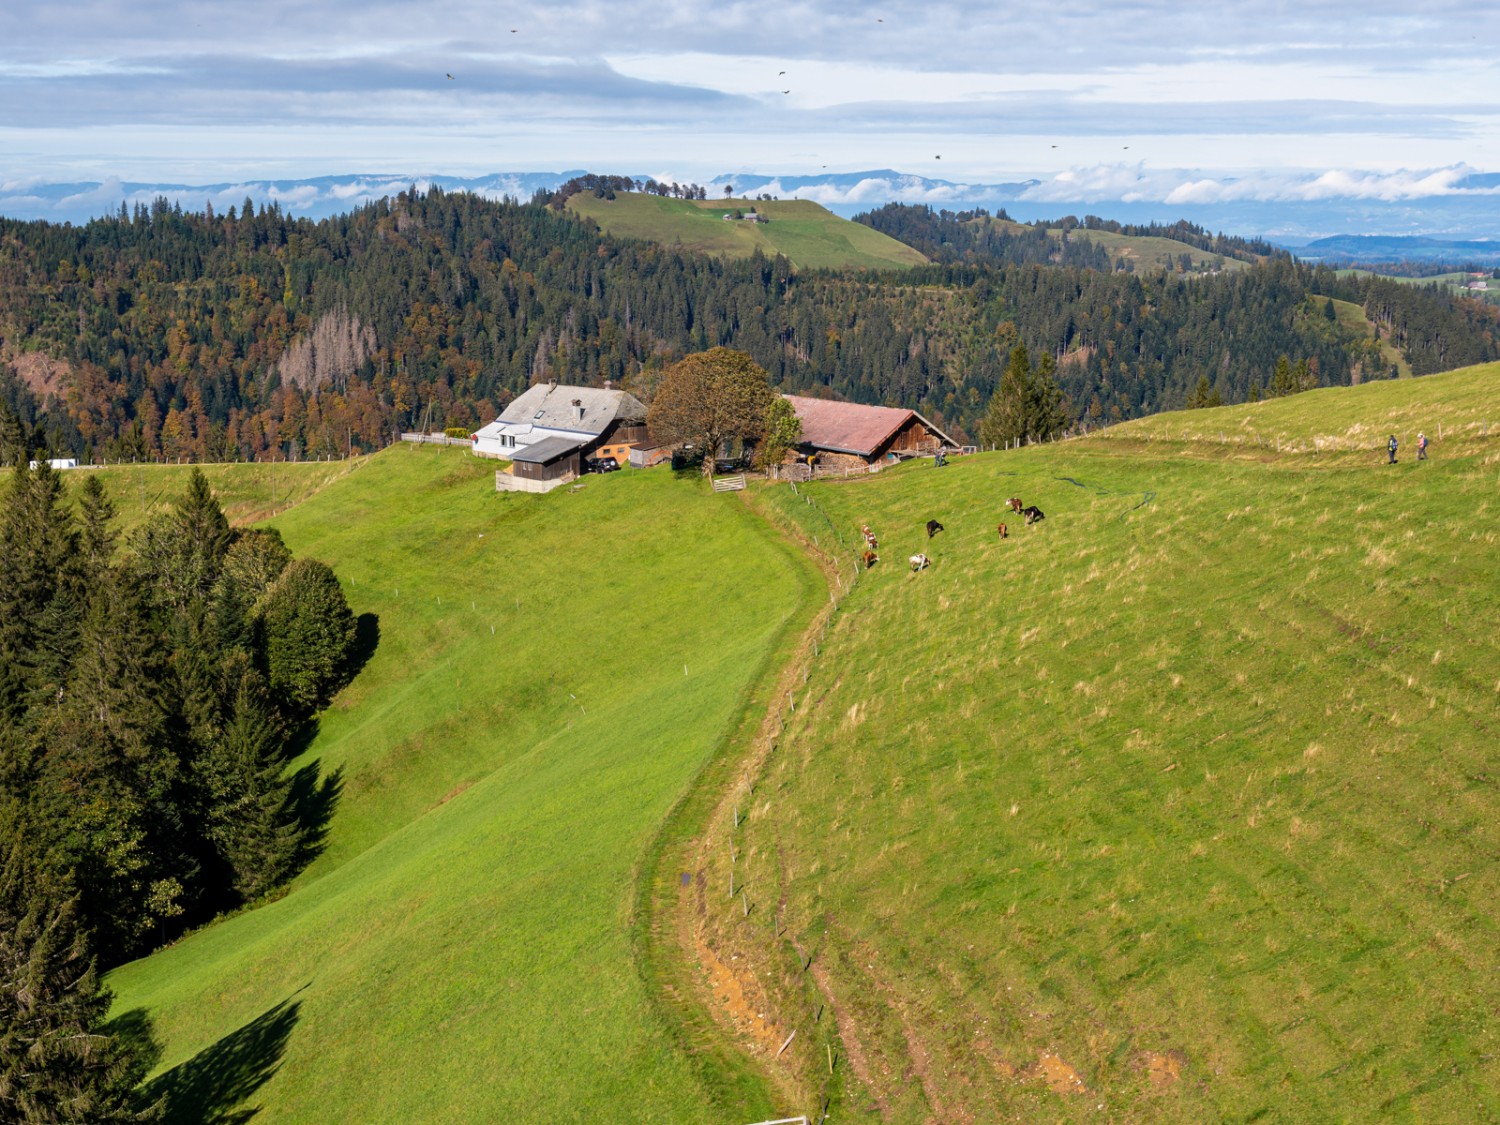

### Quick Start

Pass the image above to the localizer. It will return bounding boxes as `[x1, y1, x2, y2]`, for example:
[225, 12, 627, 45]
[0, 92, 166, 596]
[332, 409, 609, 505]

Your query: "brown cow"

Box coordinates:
[997, 522, 1008, 539]
[862, 549, 879, 568]
[1008, 497, 1023, 514]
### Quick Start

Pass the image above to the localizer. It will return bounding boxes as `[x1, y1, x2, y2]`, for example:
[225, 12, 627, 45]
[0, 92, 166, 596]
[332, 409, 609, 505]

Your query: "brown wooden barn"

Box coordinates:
[783, 395, 958, 469]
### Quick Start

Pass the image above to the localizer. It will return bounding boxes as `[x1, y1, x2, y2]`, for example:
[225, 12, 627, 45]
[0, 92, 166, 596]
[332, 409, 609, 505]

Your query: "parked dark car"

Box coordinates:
[585, 456, 620, 474]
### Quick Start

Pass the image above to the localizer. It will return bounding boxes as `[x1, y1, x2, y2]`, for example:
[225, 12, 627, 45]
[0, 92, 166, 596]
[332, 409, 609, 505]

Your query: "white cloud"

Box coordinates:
[1016, 163, 1500, 206]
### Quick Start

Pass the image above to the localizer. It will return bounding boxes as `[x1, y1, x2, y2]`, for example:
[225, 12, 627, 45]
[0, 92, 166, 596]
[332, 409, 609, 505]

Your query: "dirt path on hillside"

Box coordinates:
[668, 500, 843, 1111]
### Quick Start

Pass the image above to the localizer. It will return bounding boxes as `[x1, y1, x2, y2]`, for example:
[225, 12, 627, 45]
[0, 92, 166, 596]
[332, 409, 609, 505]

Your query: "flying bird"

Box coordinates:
[446, 73, 455, 80]
[783, 89, 790, 94]
[779, 70, 786, 75]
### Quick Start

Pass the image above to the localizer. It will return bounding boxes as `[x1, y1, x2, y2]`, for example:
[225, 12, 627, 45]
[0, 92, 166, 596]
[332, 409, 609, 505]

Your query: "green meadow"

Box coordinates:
[972, 215, 1250, 272]
[107, 449, 819, 1122]
[567, 193, 929, 271]
[1058, 227, 1251, 272]
[54, 457, 358, 535]
[699, 363, 1500, 1120]
[94, 363, 1500, 1121]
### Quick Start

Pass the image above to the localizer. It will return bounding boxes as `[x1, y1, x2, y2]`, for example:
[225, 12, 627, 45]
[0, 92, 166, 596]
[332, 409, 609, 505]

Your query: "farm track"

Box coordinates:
[630, 485, 837, 1119]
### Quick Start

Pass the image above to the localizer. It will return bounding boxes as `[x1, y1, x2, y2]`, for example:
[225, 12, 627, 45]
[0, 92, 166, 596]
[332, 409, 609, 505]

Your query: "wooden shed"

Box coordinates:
[502, 435, 585, 492]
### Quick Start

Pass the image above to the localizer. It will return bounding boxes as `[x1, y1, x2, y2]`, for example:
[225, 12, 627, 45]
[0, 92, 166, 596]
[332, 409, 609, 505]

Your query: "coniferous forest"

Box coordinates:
[1, 187, 1496, 463]
[0, 452, 356, 1118]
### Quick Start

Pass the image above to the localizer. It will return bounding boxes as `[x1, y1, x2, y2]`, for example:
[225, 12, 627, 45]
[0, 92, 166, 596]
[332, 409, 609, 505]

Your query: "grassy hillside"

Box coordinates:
[1098, 360, 1500, 455]
[689, 365, 1500, 1120]
[973, 216, 1248, 272]
[107, 448, 820, 1122]
[1326, 296, 1412, 377]
[567, 193, 929, 271]
[63, 457, 359, 534]
[1059, 227, 1250, 273]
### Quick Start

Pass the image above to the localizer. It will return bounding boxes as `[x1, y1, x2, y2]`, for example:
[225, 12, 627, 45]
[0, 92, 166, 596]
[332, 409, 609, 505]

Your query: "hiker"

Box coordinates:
[1417, 432, 1428, 461]
[1387, 434, 1398, 464]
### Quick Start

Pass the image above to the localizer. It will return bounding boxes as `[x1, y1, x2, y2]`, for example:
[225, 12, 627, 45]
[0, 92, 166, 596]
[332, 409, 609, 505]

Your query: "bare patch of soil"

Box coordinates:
[1025, 1051, 1088, 1096]
[692, 929, 786, 1057]
[1139, 1049, 1187, 1090]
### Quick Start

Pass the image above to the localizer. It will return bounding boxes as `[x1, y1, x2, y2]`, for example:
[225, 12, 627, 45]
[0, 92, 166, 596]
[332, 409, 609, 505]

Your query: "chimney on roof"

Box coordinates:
[572, 398, 584, 423]
[603, 379, 613, 390]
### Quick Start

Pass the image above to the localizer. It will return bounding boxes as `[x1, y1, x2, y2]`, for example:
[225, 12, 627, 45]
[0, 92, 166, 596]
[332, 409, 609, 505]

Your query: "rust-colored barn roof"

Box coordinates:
[783, 394, 953, 457]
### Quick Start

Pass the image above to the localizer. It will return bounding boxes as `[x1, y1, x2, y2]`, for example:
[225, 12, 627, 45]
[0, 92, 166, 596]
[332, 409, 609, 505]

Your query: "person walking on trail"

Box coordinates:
[1418, 431, 1428, 461]
[1387, 434, 1399, 464]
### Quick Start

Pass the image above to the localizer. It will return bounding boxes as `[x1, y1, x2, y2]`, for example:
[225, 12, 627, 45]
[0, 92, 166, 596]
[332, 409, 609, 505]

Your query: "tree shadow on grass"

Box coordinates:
[342, 612, 380, 687]
[287, 761, 343, 873]
[103, 1007, 164, 1114]
[140, 989, 304, 1124]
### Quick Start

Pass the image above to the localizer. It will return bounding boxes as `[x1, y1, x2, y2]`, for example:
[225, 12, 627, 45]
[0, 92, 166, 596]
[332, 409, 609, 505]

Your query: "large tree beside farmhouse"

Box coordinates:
[647, 348, 778, 473]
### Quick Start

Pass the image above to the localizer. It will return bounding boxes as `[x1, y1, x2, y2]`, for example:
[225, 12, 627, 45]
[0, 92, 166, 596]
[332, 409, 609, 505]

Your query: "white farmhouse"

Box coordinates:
[471, 382, 649, 466]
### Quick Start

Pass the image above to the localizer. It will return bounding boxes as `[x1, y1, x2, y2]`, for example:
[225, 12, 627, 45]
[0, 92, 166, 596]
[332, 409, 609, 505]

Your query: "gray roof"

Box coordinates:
[511, 435, 588, 464]
[496, 383, 647, 436]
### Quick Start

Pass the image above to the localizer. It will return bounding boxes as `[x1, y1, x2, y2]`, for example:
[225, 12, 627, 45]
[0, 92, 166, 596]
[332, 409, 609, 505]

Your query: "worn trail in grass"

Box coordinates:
[707, 365, 1500, 1121]
[108, 449, 817, 1122]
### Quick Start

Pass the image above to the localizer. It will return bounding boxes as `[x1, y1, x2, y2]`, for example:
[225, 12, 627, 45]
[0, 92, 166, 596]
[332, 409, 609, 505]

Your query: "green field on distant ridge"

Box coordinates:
[567, 192, 929, 271]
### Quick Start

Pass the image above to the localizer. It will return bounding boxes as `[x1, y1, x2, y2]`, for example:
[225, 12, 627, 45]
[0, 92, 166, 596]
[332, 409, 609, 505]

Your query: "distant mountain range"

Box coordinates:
[1290, 234, 1500, 267]
[4, 167, 1499, 250]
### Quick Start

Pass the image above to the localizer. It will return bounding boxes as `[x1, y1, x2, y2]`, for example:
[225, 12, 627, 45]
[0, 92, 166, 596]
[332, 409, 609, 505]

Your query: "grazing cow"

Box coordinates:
[862, 549, 879, 568]
[909, 553, 930, 571]
[926, 519, 944, 538]
[1008, 497, 1023, 514]
[997, 522, 1008, 539]
[1023, 505, 1045, 525]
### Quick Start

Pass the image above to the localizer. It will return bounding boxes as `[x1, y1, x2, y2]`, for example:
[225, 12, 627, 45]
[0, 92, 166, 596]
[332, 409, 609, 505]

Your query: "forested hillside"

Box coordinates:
[1, 188, 1495, 461]
[854, 203, 1281, 268]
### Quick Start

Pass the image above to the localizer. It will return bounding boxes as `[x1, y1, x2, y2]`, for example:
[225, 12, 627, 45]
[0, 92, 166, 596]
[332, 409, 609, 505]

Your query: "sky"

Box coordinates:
[2, 0, 1498, 215]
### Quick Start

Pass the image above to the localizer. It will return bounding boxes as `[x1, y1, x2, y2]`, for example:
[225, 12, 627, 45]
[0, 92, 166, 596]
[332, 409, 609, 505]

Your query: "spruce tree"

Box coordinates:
[978, 344, 1070, 447]
[0, 401, 25, 469]
[0, 806, 160, 1123]
[38, 576, 191, 953]
[76, 476, 118, 579]
[0, 464, 82, 711]
[130, 469, 231, 616]
[978, 342, 1032, 448]
[202, 671, 302, 901]
[1186, 374, 1223, 409]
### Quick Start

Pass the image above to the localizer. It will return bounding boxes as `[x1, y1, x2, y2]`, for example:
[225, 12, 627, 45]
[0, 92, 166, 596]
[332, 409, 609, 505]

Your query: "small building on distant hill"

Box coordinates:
[472, 382, 648, 464]
[783, 394, 957, 469]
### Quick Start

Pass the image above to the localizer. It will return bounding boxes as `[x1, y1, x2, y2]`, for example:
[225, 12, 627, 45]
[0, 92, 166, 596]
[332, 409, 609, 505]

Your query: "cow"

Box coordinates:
[997, 522, 1008, 539]
[926, 519, 944, 538]
[1008, 497, 1023, 514]
[862, 549, 879, 568]
[1023, 505, 1045, 525]
[909, 553, 930, 571]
